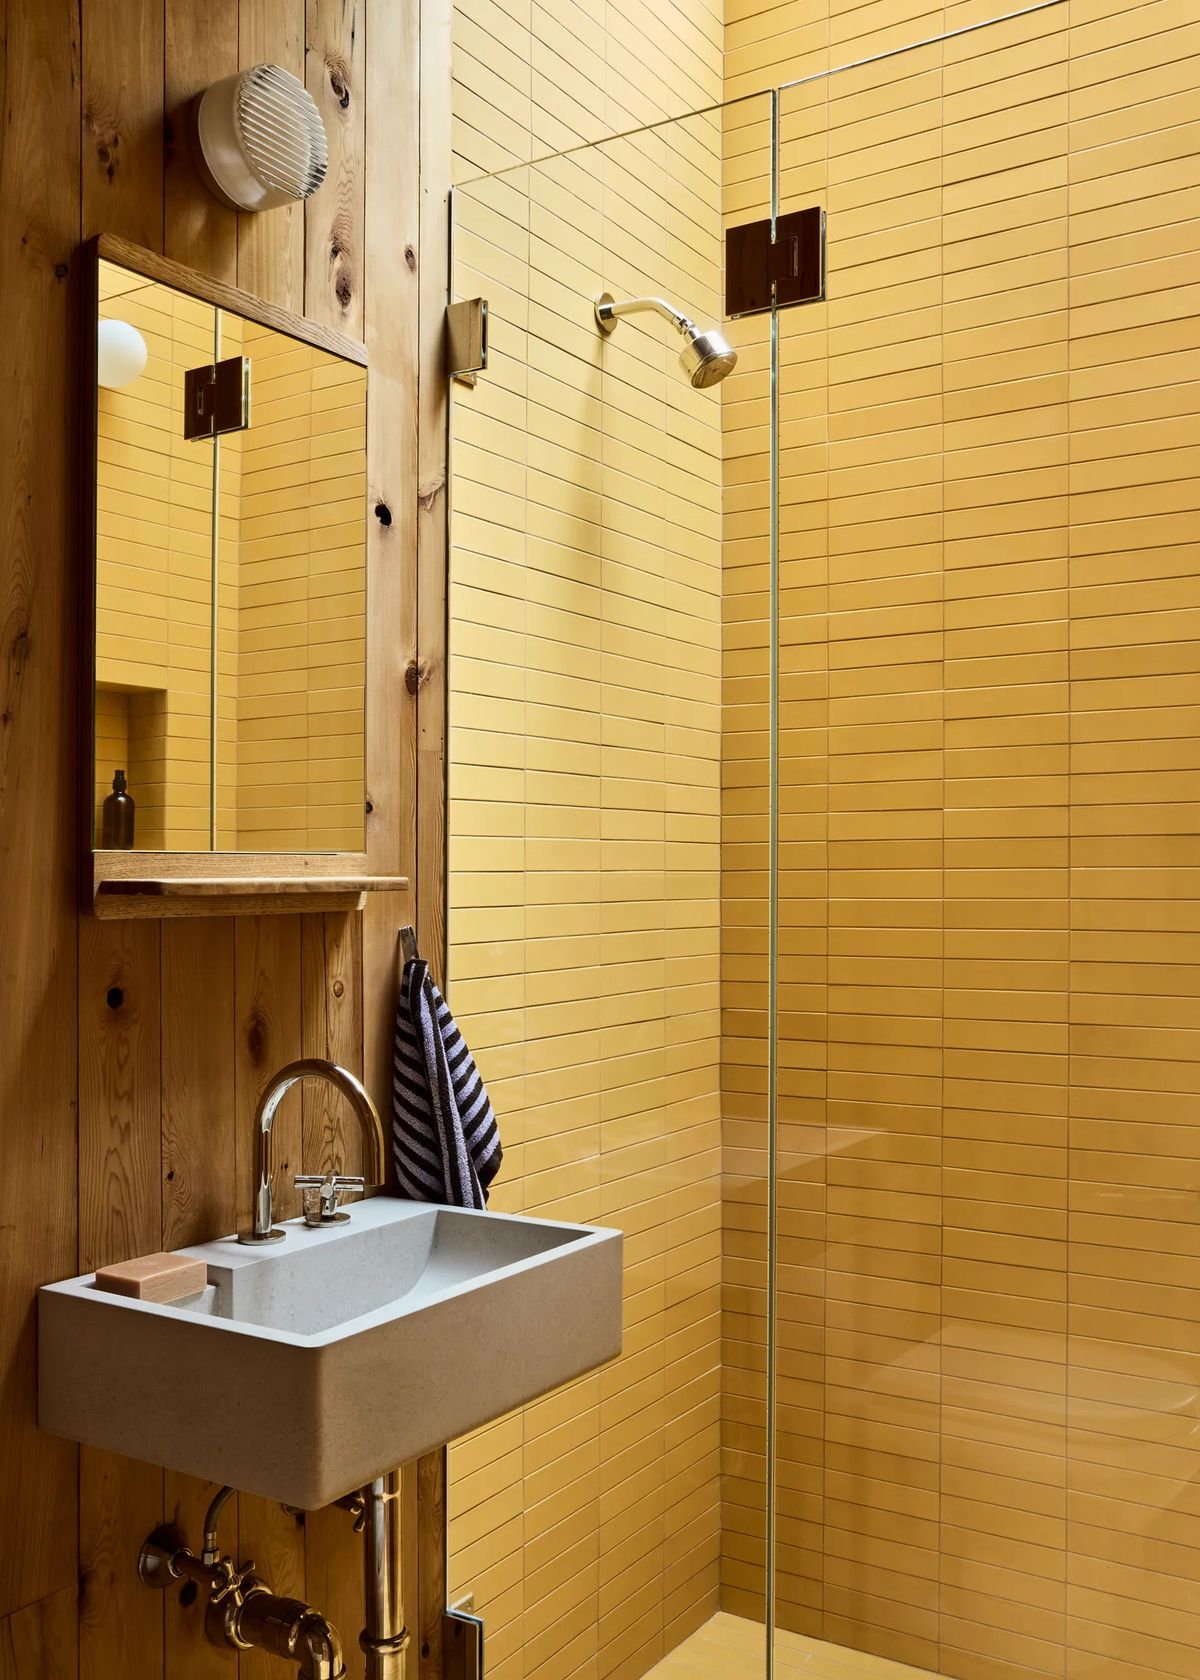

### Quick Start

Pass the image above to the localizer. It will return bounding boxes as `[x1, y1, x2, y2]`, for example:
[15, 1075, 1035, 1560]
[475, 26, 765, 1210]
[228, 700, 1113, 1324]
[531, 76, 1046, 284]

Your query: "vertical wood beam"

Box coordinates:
[81, 0, 164, 245]
[0, 1587, 78, 1680]
[0, 0, 82, 1621]
[238, 0, 306, 305]
[164, 0, 237, 278]
[305, 0, 366, 338]
[415, 0, 453, 1671]
[79, 919, 164, 1680]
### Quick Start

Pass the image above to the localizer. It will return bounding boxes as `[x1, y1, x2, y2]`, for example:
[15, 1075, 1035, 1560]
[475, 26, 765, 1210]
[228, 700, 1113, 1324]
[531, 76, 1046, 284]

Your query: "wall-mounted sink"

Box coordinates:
[39, 1199, 622, 1508]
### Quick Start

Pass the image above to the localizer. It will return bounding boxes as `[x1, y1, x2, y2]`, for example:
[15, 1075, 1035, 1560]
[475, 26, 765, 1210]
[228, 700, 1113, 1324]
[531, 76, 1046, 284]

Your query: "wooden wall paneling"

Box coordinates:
[300, 911, 366, 1174]
[79, 918, 163, 1283]
[79, 917, 165, 1680]
[82, 0, 163, 246]
[417, 0, 451, 984]
[77, 0, 171, 1666]
[305, 0, 367, 338]
[298, 909, 367, 1673]
[164, 0, 238, 279]
[304, 1498, 366, 1680]
[81, 1447, 166, 1680]
[359, 0, 428, 1661]
[295, 0, 374, 1255]
[361, 0, 420, 1122]
[161, 916, 238, 1679]
[0, 0, 82, 1624]
[0, 1588, 78, 1680]
[238, 0, 307, 306]
[233, 915, 308, 1680]
[416, 0, 451, 1644]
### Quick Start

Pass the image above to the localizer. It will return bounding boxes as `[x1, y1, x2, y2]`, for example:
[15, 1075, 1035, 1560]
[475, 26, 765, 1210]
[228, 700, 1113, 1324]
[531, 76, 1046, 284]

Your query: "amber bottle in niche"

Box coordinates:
[101, 769, 135, 849]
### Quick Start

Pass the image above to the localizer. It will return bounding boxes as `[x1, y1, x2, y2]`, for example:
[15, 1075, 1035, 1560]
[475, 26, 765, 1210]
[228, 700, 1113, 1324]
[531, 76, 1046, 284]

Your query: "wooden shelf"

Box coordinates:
[92, 866, 409, 920]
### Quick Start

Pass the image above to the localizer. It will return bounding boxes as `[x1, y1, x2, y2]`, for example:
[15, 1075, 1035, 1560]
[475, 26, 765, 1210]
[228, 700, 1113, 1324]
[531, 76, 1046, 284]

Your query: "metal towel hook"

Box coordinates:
[398, 925, 420, 966]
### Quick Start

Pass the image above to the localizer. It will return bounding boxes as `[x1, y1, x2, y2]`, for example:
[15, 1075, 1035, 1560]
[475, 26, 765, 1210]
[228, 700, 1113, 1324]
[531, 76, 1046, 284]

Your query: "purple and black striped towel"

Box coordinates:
[392, 957, 502, 1209]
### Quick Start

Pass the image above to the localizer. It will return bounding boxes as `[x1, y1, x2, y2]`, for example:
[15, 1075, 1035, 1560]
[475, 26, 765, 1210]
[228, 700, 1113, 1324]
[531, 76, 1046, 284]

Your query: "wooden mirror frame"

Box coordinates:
[81, 234, 406, 919]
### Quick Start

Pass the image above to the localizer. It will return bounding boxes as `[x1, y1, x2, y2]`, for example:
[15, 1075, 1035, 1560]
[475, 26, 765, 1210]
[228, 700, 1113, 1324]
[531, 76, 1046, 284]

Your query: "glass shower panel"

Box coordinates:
[448, 94, 773, 1680]
[774, 6, 1071, 1676]
[719, 86, 778, 1661]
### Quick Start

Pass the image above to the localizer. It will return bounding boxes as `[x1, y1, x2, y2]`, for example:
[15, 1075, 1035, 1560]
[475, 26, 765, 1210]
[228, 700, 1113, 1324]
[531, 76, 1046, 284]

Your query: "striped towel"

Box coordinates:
[392, 957, 502, 1209]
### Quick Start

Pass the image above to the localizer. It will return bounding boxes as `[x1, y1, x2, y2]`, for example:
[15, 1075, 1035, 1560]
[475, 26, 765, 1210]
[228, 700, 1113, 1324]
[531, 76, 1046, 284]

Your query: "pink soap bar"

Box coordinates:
[94, 1252, 207, 1303]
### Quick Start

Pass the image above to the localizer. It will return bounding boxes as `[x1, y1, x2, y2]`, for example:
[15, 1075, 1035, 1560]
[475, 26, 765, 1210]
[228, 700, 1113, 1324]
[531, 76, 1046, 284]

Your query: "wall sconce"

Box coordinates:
[97, 319, 148, 389]
[190, 64, 328, 213]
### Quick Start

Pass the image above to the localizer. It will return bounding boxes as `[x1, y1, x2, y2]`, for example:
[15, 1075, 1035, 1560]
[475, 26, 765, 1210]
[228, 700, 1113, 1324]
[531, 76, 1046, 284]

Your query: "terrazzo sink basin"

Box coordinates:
[39, 1198, 622, 1507]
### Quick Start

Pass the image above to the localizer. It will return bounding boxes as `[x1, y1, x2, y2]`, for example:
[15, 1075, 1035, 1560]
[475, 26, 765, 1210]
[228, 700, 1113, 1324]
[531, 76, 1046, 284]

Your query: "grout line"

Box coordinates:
[457, 1, 1068, 187]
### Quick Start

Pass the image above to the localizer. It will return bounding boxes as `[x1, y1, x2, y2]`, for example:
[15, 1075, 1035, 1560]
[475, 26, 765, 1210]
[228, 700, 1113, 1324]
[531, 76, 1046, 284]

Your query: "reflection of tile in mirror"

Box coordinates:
[95, 259, 216, 851]
[93, 259, 367, 854]
[233, 320, 366, 852]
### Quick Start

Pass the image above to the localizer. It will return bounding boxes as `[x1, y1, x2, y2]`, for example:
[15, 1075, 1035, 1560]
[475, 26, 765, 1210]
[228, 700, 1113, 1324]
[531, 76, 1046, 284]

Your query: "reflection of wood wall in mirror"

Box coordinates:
[93, 260, 368, 855]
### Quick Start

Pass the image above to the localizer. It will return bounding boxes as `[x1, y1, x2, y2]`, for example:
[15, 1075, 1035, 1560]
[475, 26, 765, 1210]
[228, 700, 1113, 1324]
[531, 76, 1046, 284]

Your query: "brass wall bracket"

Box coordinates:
[446, 297, 488, 386]
[183, 353, 251, 439]
[725, 206, 825, 317]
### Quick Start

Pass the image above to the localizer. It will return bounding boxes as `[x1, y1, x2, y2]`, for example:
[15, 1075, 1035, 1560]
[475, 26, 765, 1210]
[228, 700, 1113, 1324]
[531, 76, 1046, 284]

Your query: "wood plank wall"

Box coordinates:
[0, 0, 437, 1675]
[723, 5, 1200, 1680]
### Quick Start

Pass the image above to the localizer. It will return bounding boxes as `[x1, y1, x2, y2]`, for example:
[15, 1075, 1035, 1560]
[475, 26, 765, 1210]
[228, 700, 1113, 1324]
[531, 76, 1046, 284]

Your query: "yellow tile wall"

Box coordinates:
[95, 263, 220, 848]
[447, 6, 727, 1664]
[235, 320, 367, 851]
[720, 5, 1200, 1680]
[446, 3, 1200, 1678]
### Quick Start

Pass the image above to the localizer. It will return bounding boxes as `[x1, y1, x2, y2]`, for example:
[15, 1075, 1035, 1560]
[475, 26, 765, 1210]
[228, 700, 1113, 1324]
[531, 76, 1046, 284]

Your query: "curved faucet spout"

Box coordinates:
[238, 1058, 385, 1245]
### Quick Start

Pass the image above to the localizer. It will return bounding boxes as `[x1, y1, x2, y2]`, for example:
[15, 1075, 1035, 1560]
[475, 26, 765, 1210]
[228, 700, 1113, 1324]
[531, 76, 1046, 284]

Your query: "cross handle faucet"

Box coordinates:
[238, 1059, 385, 1246]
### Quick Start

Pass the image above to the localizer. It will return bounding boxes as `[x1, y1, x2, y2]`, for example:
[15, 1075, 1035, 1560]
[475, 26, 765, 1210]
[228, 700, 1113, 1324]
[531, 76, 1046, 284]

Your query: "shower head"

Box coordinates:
[594, 292, 737, 389]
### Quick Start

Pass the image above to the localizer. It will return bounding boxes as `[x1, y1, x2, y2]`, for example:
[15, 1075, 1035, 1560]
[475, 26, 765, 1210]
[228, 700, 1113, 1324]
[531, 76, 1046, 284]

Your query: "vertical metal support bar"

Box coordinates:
[765, 85, 781, 1680]
[361, 1471, 407, 1678]
[208, 307, 220, 852]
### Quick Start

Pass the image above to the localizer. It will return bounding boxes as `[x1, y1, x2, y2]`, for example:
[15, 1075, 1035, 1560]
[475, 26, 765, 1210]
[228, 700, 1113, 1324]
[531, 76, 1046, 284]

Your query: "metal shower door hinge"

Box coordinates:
[726, 206, 825, 317]
[183, 355, 251, 440]
[446, 297, 488, 386]
[443, 1599, 484, 1680]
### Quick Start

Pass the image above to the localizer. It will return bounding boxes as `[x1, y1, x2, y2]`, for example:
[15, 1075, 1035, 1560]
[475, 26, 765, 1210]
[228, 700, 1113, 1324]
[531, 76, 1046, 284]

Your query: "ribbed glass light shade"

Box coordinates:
[192, 63, 329, 213]
[235, 64, 328, 203]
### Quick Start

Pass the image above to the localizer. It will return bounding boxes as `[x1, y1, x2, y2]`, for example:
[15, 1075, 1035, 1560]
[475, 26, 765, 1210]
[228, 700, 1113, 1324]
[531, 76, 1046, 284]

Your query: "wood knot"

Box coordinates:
[332, 979, 345, 1000]
[54, 262, 69, 281]
[247, 1015, 266, 1062]
[374, 501, 392, 527]
[105, 986, 124, 1011]
[418, 476, 445, 515]
[95, 134, 119, 182]
[335, 271, 353, 309]
[8, 624, 30, 674]
[404, 245, 417, 271]
[328, 62, 351, 109]
[405, 659, 429, 697]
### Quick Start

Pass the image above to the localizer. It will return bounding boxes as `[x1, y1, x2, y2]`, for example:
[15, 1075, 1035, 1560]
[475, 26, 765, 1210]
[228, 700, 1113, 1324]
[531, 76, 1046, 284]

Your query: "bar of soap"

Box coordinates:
[94, 1252, 207, 1303]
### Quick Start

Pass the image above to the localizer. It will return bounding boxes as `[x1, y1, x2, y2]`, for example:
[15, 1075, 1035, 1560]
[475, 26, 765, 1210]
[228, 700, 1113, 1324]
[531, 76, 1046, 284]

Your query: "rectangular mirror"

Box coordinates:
[90, 242, 368, 857]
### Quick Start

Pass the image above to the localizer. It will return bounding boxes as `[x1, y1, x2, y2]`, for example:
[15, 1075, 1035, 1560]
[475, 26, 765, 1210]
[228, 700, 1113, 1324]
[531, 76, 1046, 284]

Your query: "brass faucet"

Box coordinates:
[238, 1058, 385, 1245]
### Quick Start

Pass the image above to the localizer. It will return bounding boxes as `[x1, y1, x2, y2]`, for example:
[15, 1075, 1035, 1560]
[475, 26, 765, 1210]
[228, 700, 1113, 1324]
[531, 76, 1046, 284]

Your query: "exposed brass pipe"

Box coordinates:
[360, 1470, 408, 1678]
[139, 1524, 347, 1680]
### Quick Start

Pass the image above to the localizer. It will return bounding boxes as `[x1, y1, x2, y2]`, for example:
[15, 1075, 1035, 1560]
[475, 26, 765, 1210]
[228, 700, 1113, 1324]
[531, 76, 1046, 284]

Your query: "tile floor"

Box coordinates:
[646, 1614, 942, 1680]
